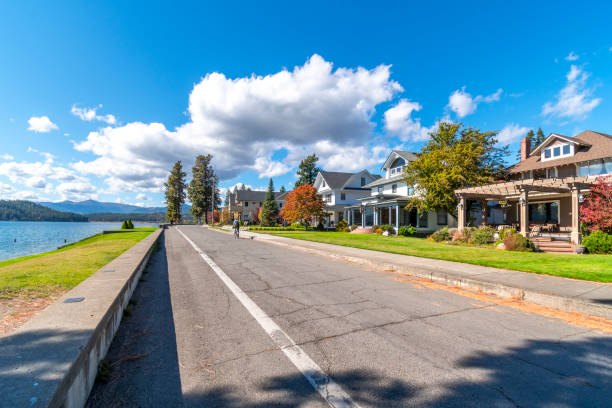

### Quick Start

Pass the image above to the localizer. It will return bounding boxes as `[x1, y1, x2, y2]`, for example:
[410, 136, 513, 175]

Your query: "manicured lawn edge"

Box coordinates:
[256, 231, 612, 282]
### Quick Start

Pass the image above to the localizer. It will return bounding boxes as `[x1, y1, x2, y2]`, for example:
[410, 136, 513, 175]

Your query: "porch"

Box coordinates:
[455, 176, 592, 245]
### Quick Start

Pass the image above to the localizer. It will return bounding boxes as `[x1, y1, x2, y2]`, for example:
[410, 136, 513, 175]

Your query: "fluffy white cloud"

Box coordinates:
[447, 87, 502, 118]
[27, 116, 58, 132]
[565, 51, 579, 61]
[0, 182, 14, 194]
[74, 55, 403, 191]
[498, 123, 530, 144]
[71, 104, 116, 125]
[12, 190, 40, 200]
[542, 65, 601, 119]
[56, 180, 98, 201]
[135, 193, 150, 201]
[0, 154, 13, 160]
[0, 156, 80, 187]
[384, 99, 431, 142]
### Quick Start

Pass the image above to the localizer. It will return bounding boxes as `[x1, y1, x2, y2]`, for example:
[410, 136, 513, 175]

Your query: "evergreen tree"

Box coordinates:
[188, 154, 220, 224]
[279, 185, 286, 194]
[224, 190, 230, 207]
[295, 154, 322, 187]
[121, 219, 128, 229]
[534, 128, 546, 148]
[240, 184, 247, 191]
[260, 179, 279, 226]
[164, 161, 187, 223]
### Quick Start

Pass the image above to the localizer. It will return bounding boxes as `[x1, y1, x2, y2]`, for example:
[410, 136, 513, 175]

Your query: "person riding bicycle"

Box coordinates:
[232, 218, 240, 238]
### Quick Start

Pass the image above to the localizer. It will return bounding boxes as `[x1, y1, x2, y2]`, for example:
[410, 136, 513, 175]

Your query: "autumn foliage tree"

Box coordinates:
[580, 175, 612, 234]
[281, 184, 325, 226]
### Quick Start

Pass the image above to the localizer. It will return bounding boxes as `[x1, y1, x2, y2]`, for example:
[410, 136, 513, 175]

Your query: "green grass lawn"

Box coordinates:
[258, 231, 612, 282]
[0, 227, 157, 299]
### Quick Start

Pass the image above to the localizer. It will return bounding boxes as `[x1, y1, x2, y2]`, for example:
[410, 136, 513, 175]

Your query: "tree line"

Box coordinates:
[0, 200, 88, 222]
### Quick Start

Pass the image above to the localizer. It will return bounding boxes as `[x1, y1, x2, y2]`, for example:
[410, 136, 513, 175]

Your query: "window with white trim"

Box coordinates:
[392, 184, 397, 193]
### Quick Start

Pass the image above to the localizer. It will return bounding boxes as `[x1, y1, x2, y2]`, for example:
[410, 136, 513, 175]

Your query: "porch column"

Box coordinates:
[570, 186, 582, 245]
[457, 196, 466, 231]
[361, 207, 365, 228]
[395, 205, 400, 230]
[519, 189, 529, 237]
[388, 207, 392, 226]
[374, 207, 378, 226]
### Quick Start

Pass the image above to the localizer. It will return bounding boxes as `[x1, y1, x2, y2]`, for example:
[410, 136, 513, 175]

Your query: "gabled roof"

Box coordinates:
[364, 173, 404, 188]
[316, 170, 380, 190]
[530, 133, 589, 155]
[510, 130, 612, 174]
[235, 190, 282, 202]
[381, 150, 418, 170]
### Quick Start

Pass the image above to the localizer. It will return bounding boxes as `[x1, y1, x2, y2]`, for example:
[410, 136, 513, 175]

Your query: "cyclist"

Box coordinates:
[232, 218, 240, 239]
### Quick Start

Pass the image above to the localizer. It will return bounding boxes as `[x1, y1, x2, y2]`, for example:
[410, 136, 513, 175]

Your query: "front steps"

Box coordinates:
[532, 237, 575, 254]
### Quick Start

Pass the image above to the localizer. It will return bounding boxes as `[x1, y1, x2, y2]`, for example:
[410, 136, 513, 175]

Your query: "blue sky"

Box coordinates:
[1, 1, 611, 206]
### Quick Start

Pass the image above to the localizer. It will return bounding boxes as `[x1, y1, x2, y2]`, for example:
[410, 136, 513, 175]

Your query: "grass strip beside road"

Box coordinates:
[0, 227, 157, 299]
[256, 231, 612, 282]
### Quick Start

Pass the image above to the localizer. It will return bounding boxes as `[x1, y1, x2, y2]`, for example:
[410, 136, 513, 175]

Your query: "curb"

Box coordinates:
[0, 228, 163, 408]
[211, 228, 612, 320]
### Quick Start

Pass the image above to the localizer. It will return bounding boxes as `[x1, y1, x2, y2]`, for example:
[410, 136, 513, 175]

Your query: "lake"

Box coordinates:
[0, 221, 159, 262]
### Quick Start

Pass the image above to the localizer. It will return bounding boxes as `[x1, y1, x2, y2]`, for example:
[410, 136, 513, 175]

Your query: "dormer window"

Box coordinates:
[542, 143, 573, 161]
[361, 177, 366, 186]
[563, 144, 570, 155]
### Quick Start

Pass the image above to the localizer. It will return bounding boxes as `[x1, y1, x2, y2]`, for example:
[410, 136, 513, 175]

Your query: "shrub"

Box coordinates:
[499, 228, 516, 241]
[316, 221, 325, 231]
[503, 233, 533, 252]
[127, 219, 134, 229]
[473, 226, 495, 245]
[431, 227, 451, 242]
[398, 226, 416, 236]
[375, 228, 383, 235]
[121, 220, 128, 229]
[371, 225, 379, 234]
[290, 222, 304, 229]
[350, 224, 359, 231]
[380, 224, 395, 234]
[581, 230, 612, 254]
[451, 229, 468, 243]
[336, 219, 349, 232]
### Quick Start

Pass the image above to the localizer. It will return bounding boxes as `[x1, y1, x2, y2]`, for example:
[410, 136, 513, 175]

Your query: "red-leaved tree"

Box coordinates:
[281, 184, 325, 226]
[252, 207, 261, 225]
[580, 175, 612, 234]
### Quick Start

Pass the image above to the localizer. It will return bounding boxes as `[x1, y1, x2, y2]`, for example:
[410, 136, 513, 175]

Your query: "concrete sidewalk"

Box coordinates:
[213, 227, 612, 320]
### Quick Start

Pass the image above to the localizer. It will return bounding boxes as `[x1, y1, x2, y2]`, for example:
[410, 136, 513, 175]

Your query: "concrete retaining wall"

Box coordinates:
[0, 228, 163, 408]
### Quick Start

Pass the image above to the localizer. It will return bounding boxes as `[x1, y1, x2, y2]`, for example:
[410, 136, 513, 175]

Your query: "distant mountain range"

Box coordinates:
[0, 200, 88, 222]
[38, 199, 190, 215]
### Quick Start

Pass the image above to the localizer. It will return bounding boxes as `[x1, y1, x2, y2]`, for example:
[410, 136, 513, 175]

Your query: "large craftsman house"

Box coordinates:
[313, 170, 379, 227]
[228, 189, 285, 223]
[455, 130, 612, 250]
[344, 151, 457, 232]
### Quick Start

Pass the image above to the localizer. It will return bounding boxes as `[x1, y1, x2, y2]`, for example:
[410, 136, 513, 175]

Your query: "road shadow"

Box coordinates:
[86, 234, 183, 408]
[183, 335, 612, 407]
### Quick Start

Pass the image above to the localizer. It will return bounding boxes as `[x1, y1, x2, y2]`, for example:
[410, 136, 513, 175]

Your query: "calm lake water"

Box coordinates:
[0, 221, 158, 262]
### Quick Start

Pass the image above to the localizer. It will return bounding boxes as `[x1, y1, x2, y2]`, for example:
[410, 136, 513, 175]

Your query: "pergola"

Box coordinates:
[454, 176, 592, 244]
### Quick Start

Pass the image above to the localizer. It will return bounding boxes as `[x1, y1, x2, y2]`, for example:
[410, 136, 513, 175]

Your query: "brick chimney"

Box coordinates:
[520, 137, 531, 161]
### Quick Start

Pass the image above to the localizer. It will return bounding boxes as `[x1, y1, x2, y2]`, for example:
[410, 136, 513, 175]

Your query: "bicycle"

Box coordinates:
[234, 228, 240, 239]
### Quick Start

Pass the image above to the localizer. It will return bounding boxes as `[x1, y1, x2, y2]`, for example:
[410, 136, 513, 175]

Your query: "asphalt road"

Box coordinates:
[88, 226, 612, 407]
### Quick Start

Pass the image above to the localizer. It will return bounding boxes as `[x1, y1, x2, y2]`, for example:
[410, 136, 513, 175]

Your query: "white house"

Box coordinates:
[313, 170, 380, 226]
[345, 150, 457, 232]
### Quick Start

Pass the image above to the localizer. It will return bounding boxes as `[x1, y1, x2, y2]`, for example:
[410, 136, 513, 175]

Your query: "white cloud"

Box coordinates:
[71, 104, 116, 125]
[447, 87, 502, 118]
[542, 65, 601, 119]
[565, 51, 579, 61]
[27, 116, 58, 132]
[55, 180, 98, 201]
[11, 190, 40, 200]
[74, 54, 403, 191]
[384, 99, 431, 142]
[0, 157, 80, 188]
[1, 154, 13, 160]
[498, 123, 530, 144]
[135, 193, 150, 201]
[0, 182, 14, 194]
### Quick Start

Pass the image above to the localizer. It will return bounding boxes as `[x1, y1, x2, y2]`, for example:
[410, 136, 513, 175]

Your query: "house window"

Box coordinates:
[580, 159, 612, 176]
[361, 177, 366, 186]
[437, 209, 447, 225]
[418, 211, 428, 228]
[407, 186, 414, 196]
[325, 194, 332, 203]
[562, 144, 570, 155]
[377, 186, 383, 193]
[553, 146, 561, 157]
[341, 192, 346, 201]
[392, 184, 397, 193]
[544, 149, 551, 158]
[244, 202, 248, 207]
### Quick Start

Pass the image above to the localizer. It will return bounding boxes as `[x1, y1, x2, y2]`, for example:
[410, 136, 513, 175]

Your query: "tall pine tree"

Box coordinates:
[534, 128, 546, 148]
[279, 185, 286, 193]
[188, 154, 220, 224]
[164, 161, 187, 223]
[260, 179, 279, 227]
[295, 154, 322, 187]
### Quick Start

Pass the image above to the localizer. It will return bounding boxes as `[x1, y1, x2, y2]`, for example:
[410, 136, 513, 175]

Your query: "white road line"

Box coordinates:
[176, 227, 360, 408]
